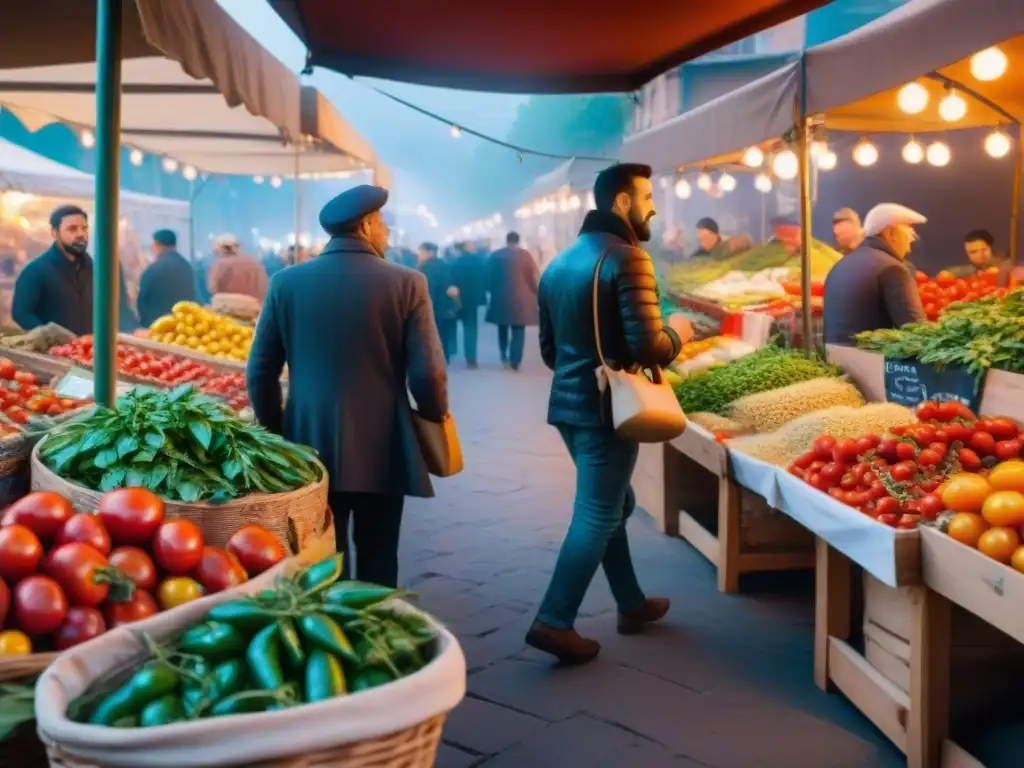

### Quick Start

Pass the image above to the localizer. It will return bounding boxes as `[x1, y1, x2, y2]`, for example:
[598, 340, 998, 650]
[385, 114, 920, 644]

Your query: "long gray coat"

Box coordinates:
[485, 246, 540, 327]
[246, 236, 448, 498]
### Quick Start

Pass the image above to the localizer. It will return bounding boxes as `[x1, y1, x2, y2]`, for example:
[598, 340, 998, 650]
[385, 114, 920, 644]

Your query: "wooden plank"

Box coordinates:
[828, 637, 910, 753]
[906, 586, 951, 768]
[677, 511, 719, 565]
[634, 442, 670, 533]
[815, 540, 852, 690]
[941, 740, 986, 768]
[118, 333, 248, 375]
[738, 550, 815, 573]
[717, 475, 741, 593]
[894, 531, 924, 587]
[670, 426, 726, 476]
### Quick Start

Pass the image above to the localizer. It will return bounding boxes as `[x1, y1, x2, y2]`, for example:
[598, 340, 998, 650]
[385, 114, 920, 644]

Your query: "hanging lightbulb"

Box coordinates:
[897, 82, 929, 115]
[984, 129, 1012, 159]
[658, 176, 670, 190]
[79, 129, 95, 149]
[741, 146, 764, 167]
[971, 47, 1008, 82]
[718, 172, 737, 192]
[182, 165, 197, 181]
[754, 173, 772, 193]
[696, 171, 712, 191]
[901, 138, 925, 164]
[674, 178, 691, 200]
[129, 148, 144, 166]
[450, 124, 462, 138]
[569, 194, 581, 210]
[771, 149, 799, 180]
[926, 141, 951, 167]
[270, 175, 283, 188]
[253, 175, 265, 184]
[938, 88, 967, 122]
[811, 140, 829, 157]
[162, 157, 179, 173]
[816, 149, 837, 171]
[852, 139, 879, 167]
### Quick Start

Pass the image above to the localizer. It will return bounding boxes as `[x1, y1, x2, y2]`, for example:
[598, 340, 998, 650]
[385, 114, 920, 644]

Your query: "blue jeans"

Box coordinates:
[498, 325, 526, 367]
[536, 426, 646, 629]
[459, 307, 479, 363]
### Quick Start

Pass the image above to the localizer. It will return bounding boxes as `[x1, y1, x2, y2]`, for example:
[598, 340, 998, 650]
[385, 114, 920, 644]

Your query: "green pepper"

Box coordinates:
[277, 617, 305, 669]
[297, 613, 358, 663]
[354, 637, 392, 669]
[350, 667, 393, 693]
[304, 650, 346, 703]
[322, 581, 400, 609]
[112, 715, 139, 728]
[88, 663, 178, 726]
[180, 657, 210, 691]
[298, 554, 344, 594]
[247, 623, 285, 690]
[139, 695, 184, 727]
[317, 603, 362, 626]
[178, 622, 247, 660]
[89, 685, 137, 726]
[212, 658, 249, 700]
[387, 632, 423, 672]
[210, 690, 277, 717]
[207, 600, 277, 631]
[182, 688, 204, 716]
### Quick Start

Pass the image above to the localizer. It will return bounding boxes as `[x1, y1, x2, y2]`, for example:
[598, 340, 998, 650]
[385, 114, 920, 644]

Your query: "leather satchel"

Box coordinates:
[411, 411, 464, 477]
[591, 248, 687, 443]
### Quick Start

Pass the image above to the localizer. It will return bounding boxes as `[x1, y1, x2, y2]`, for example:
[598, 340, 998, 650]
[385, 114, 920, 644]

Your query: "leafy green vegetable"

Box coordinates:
[39, 386, 321, 502]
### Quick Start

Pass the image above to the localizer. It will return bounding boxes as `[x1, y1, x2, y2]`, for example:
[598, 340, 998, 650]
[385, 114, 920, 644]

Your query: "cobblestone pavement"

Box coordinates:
[402, 328, 904, 768]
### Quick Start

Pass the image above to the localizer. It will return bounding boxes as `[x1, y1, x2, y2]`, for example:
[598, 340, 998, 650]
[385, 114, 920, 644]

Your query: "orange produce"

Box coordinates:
[987, 460, 1024, 493]
[947, 512, 988, 548]
[981, 490, 1024, 527]
[941, 474, 992, 514]
[1010, 546, 1024, 574]
[977, 526, 1021, 564]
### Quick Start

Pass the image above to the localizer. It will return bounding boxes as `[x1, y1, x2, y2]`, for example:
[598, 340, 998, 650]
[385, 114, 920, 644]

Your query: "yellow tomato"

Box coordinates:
[0, 630, 32, 655]
[157, 577, 204, 610]
[172, 301, 201, 315]
[174, 333, 188, 346]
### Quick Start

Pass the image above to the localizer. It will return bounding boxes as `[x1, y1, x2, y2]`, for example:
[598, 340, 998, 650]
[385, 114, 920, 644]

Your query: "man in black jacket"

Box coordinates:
[136, 229, 196, 327]
[451, 241, 488, 368]
[417, 241, 459, 362]
[528, 163, 693, 664]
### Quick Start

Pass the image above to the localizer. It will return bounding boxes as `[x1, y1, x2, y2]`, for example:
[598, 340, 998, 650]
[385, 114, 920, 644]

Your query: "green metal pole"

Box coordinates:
[93, 0, 124, 406]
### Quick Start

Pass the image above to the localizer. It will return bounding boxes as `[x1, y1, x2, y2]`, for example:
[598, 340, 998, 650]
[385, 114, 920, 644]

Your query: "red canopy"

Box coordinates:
[269, 0, 830, 93]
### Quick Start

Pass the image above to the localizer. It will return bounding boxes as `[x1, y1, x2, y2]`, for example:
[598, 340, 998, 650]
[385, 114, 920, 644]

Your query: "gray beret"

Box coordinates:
[319, 185, 389, 236]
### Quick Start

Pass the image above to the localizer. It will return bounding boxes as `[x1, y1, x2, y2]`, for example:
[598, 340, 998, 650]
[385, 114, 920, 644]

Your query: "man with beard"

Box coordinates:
[528, 163, 693, 664]
[13, 204, 137, 334]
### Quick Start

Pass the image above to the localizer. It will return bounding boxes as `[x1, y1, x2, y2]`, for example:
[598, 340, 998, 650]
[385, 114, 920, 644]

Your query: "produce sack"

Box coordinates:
[35, 558, 466, 767]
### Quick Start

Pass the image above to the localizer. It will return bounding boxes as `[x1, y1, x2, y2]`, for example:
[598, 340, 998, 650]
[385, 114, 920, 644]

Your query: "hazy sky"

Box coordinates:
[218, 0, 529, 218]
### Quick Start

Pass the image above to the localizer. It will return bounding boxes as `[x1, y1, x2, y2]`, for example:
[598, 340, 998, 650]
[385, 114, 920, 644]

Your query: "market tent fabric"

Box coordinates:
[804, 0, 1024, 130]
[268, 0, 830, 93]
[621, 62, 801, 173]
[0, 0, 380, 178]
[526, 158, 610, 199]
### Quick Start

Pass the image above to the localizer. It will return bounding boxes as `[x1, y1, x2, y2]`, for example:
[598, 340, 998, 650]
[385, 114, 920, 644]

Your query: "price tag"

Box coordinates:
[54, 368, 144, 399]
[883, 358, 983, 412]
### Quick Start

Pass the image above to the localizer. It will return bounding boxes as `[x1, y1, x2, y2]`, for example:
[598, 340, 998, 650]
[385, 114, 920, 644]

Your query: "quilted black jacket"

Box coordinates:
[538, 210, 681, 429]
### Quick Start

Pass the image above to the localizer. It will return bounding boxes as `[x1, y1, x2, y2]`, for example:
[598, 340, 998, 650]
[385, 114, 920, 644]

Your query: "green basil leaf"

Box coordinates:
[125, 469, 147, 488]
[115, 435, 140, 459]
[132, 450, 156, 464]
[221, 459, 243, 480]
[188, 421, 213, 451]
[79, 428, 117, 453]
[144, 430, 165, 450]
[146, 465, 170, 490]
[176, 481, 201, 504]
[93, 449, 120, 470]
[99, 468, 127, 492]
[206, 490, 234, 506]
[48, 444, 82, 473]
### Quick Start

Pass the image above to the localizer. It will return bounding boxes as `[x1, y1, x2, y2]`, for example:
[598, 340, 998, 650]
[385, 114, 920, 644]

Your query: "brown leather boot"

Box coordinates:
[617, 597, 670, 635]
[525, 621, 601, 665]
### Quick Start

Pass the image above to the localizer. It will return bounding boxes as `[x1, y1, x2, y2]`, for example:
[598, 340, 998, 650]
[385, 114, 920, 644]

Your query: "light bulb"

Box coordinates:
[270, 175, 282, 188]
[901, 138, 924, 164]
[253, 175, 265, 184]
[816, 149, 837, 171]
[129, 149, 144, 166]
[162, 157, 178, 173]
[182, 165, 197, 181]
[771, 150, 799, 180]
[696, 172, 712, 191]
[569, 194, 581, 210]
[853, 140, 879, 167]
[674, 178, 691, 199]
[741, 146, 764, 167]
[450, 125, 462, 138]
[984, 130, 1012, 159]
[754, 173, 772, 193]
[926, 141, 951, 167]
[658, 176, 670, 190]
[811, 140, 829, 157]
[79, 129, 95, 149]
[971, 47, 1008, 82]
[938, 89, 967, 122]
[718, 172, 737, 192]
[897, 82, 929, 115]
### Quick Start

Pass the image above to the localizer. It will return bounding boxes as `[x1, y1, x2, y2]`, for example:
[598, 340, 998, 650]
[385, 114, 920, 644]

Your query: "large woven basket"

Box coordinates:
[0, 652, 59, 768]
[30, 444, 333, 558]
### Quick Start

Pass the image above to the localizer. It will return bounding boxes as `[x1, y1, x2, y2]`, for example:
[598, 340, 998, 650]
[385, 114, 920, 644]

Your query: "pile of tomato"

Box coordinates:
[0, 489, 286, 656]
[915, 268, 1004, 321]
[0, 357, 90, 427]
[200, 372, 250, 411]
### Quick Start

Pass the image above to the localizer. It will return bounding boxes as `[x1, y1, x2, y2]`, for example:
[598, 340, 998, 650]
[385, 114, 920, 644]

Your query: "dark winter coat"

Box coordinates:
[419, 256, 459, 320]
[136, 250, 196, 327]
[452, 252, 488, 309]
[485, 245, 540, 327]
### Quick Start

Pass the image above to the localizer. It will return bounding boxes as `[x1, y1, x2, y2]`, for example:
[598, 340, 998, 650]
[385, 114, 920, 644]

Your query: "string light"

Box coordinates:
[182, 165, 197, 181]
[569, 194, 581, 210]
[852, 139, 879, 167]
[270, 176, 283, 188]
[674, 178, 692, 200]
[253, 176, 265, 184]
[816, 148, 837, 171]
[658, 176, 670, 190]
[938, 88, 967, 122]
[897, 82, 929, 115]
[754, 173, 772, 193]
[696, 171, 712, 191]
[741, 146, 764, 167]
[79, 129, 95, 149]
[771, 150, 798, 180]
[450, 124, 462, 138]
[901, 138, 924, 164]
[984, 129, 1012, 159]
[162, 158, 179, 173]
[718, 172, 737, 192]
[926, 141, 951, 167]
[971, 47, 1008, 81]
[129, 149, 144, 166]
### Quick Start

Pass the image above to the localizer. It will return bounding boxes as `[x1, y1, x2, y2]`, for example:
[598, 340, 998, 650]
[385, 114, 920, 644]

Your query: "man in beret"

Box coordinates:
[691, 217, 722, 259]
[246, 185, 449, 587]
[136, 229, 196, 327]
[13, 204, 137, 334]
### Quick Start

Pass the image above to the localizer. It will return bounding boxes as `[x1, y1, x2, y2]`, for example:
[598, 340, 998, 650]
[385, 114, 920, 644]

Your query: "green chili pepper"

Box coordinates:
[354, 637, 391, 669]
[304, 650, 347, 703]
[297, 613, 358, 664]
[317, 603, 362, 626]
[207, 600, 278, 631]
[178, 621, 247, 660]
[298, 554, 344, 594]
[89, 685, 138, 726]
[322, 581, 401, 609]
[387, 633, 423, 672]
[351, 667, 393, 693]
[394, 612, 437, 643]
[88, 663, 178, 726]
[182, 688, 204, 716]
[139, 695, 184, 727]
[247, 623, 285, 690]
[210, 690, 277, 717]
[112, 715, 139, 728]
[277, 617, 305, 668]
[180, 657, 210, 691]
[212, 658, 249, 700]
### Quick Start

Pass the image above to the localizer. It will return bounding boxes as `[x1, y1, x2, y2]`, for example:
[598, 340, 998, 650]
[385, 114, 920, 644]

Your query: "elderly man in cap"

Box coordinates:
[832, 208, 864, 255]
[824, 203, 928, 345]
[246, 185, 449, 587]
[206, 233, 268, 304]
[136, 229, 196, 327]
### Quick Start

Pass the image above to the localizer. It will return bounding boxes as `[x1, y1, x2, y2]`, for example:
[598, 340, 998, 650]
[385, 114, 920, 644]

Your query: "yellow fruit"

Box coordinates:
[941, 474, 992, 514]
[0, 630, 31, 655]
[157, 577, 204, 610]
[172, 301, 200, 315]
[947, 512, 988, 548]
[988, 460, 1024, 493]
[174, 333, 187, 346]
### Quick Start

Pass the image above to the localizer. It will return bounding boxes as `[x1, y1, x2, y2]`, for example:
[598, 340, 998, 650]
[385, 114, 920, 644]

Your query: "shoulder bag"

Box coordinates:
[411, 411, 464, 477]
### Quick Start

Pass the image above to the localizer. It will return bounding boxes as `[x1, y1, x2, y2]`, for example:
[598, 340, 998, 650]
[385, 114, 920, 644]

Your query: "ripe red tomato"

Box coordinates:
[54, 606, 107, 650]
[14, 575, 68, 635]
[970, 431, 997, 456]
[56, 513, 112, 556]
[877, 513, 900, 528]
[0, 524, 43, 582]
[104, 588, 158, 628]
[917, 494, 944, 521]
[193, 547, 248, 593]
[855, 434, 881, 455]
[995, 439, 1022, 461]
[917, 449, 942, 468]
[875, 496, 900, 517]
[793, 452, 816, 470]
[152, 520, 204, 574]
[97, 488, 165, 545]
[812, 435, 837, 461]
[898, 514, 922, 530]
[891, 461, 917, 481]
[895, 442, 917, 461]
[108, 546, 157, 591]
[878, 438, 899, 463]
[988, 418, 1021, 442]
[832, 438, 859, 464]
[915, 400, 939, 421]
[44, 543, 110, 607]
[1, 492, 73, 541]
[226, 524, 286, 576]
[936, 401, 963, 422]
[0, 577, 8, 626]
[0, 359, 15, 380]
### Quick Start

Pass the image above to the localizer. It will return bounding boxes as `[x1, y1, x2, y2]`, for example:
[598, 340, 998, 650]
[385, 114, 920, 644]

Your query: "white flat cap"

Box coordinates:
[213, 233, 240, 249]
[863, 203, 926, 237]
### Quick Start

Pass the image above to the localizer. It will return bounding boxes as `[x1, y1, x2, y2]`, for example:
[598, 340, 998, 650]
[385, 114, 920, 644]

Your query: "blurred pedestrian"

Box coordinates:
[137, 229, 196, 327]
[485, 231, 539, 370]
[206, 233, 269, 303]
[247, 185, 449, 587]
[832, 208, 864, 255]
[417, 242, 459, 362]
[452, 240, 488, 368]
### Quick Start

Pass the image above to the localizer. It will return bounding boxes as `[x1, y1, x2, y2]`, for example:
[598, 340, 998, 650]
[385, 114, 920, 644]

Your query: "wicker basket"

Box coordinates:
[0, 652, 59, 768]
[30, 444, 333, 557]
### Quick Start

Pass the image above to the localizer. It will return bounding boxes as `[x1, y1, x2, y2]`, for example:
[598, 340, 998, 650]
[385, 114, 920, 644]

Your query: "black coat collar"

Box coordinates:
[578, 210, 638, 246]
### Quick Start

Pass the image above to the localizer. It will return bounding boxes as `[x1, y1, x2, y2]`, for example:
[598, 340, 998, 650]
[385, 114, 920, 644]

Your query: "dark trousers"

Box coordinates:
[436, 317, 457, 363]
[458, 307, 479, 363]
[329, 492, 405, 587]
[497, 325, 526, 368]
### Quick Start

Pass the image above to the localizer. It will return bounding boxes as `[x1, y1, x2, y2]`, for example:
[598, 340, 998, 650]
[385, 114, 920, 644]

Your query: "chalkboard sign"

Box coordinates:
[883, 358, 983, 412]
